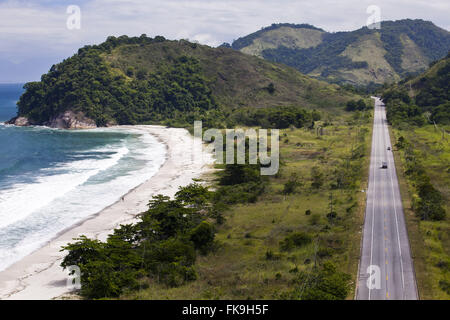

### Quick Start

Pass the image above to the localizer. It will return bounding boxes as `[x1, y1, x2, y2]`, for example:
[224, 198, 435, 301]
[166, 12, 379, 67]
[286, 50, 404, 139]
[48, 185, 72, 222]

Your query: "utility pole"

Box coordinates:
[329, 191, 334, 215]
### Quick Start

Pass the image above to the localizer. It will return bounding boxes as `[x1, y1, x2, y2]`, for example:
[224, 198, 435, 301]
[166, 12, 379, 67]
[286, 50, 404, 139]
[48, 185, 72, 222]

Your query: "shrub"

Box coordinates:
[219, 164, 262, 186]
[265, 250, 281, 261]
[280, 232, 312, 251]
[290, 262, 351, 300]
[190, 221, 215, 255]
[283, 173, 303, 195]
[215, 182, 266, 205]
[80, 260, 123, 299]
[439, 279, 450, 295]
[346, 99, 369, 111]
[415, 181, 446, 221]
[311, 166, 324, 189]
[309, 214, 321, 225]
[317, 247, 333, 259]
[126, 67, 135, 77]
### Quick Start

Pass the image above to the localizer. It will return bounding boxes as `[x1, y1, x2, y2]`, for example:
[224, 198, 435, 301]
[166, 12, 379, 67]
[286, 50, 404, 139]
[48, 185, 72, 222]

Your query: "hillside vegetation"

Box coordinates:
[14, 35, 357, 128]
[382, 53, 450, 126]
[225, 20, 450, 87]
[382, 54, 449, 299]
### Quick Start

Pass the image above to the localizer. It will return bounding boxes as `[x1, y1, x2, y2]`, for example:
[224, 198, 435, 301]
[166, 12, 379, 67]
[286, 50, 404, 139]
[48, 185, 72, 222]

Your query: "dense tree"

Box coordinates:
[345, 99, 370, 112]
[190, 221, 215, 255]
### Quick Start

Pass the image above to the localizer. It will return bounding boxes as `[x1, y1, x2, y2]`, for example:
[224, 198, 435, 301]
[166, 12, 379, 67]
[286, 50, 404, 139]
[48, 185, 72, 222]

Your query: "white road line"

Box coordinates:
[368, 102, 378, 300]
[381, 105, 406, 298]
[380, 118, 388, 300]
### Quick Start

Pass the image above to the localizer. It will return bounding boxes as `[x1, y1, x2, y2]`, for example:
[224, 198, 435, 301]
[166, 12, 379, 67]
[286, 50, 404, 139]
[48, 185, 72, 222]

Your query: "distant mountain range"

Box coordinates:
[223, 19, 450, 87]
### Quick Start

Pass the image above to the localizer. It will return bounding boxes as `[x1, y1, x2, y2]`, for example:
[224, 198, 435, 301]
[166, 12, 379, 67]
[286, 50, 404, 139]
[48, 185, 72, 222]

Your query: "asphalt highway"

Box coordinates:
[356, 97, 418, 300]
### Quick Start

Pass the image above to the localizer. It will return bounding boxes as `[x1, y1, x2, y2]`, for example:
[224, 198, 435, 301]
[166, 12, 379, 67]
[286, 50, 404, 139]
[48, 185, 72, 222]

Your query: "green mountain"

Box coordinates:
[226, 20, 450, 87]
[11, 35, 358, 128]
[382, 52, 450, 125]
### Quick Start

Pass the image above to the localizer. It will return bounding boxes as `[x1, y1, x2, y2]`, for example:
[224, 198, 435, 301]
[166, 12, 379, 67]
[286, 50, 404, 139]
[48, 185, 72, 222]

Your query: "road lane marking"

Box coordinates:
[381, 133, 388, 301]
[381, 106, 406, 298]
[368, 103, 379, 301]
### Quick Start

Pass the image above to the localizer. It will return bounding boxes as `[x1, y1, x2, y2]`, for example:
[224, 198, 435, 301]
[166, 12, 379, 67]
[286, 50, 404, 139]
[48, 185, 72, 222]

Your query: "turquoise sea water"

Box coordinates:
[0, 84, 23, 122]
[0, 84, 166, 271]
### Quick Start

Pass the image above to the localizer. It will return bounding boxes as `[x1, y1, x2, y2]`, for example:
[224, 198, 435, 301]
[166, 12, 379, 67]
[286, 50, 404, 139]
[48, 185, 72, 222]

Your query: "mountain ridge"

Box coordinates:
[225, 19, 450, 86]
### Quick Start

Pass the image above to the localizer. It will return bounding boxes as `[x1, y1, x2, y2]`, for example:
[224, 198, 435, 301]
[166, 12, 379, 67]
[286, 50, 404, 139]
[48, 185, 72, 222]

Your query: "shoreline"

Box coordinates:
[0, 125, 214, 300]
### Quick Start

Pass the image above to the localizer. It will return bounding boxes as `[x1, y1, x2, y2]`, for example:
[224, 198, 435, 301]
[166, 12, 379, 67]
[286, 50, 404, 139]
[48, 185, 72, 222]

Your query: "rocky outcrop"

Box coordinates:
[7, 116, 31, 126]
[47, 111, 97, 129]
[7, 111, 97, 129]
[105, 119, 118, 127]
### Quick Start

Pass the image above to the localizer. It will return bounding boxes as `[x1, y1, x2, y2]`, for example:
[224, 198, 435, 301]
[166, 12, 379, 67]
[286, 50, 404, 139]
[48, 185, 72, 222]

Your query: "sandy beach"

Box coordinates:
[0, 125, 214, 300]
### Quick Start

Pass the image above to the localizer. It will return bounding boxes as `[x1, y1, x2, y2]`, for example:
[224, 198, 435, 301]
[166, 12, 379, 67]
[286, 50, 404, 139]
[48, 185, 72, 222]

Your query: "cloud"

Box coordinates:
[0, 0, 449, 82]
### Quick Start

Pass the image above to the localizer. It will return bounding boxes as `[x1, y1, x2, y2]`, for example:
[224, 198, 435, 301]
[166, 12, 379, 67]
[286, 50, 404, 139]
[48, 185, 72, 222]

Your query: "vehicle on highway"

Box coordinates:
[387, 147, 391, 150]
[381, 162, 388, 169]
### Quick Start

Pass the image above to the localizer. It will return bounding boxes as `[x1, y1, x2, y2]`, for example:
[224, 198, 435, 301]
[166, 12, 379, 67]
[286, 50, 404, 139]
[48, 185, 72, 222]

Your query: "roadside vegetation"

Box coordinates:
[390, 126, 449, 299]
[382, 54, 449, 298]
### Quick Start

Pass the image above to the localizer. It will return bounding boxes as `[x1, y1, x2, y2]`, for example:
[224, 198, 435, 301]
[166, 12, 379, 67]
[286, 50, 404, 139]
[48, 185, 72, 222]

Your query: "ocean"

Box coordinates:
[0, 84, 166, 271]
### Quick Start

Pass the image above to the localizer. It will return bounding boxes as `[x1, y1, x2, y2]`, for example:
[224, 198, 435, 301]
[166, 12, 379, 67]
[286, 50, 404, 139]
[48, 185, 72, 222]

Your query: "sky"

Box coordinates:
[0, 0, 449, 83]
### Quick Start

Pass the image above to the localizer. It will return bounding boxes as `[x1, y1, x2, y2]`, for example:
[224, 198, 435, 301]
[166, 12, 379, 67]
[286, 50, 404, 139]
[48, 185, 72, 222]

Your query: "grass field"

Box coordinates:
[390, 124, 450, 299]
[121, 113, 372, 300]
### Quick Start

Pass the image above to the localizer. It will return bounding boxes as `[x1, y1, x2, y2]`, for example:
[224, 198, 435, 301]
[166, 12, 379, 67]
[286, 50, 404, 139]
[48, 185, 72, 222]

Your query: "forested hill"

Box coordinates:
[225, 20, 450, 87]
[382, 53, 450, 126]
[12, 35, 358, 129]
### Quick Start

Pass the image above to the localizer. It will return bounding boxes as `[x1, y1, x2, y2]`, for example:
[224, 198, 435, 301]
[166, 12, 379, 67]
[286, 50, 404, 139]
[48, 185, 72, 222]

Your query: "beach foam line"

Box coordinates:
[0, 145, 129, 229]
